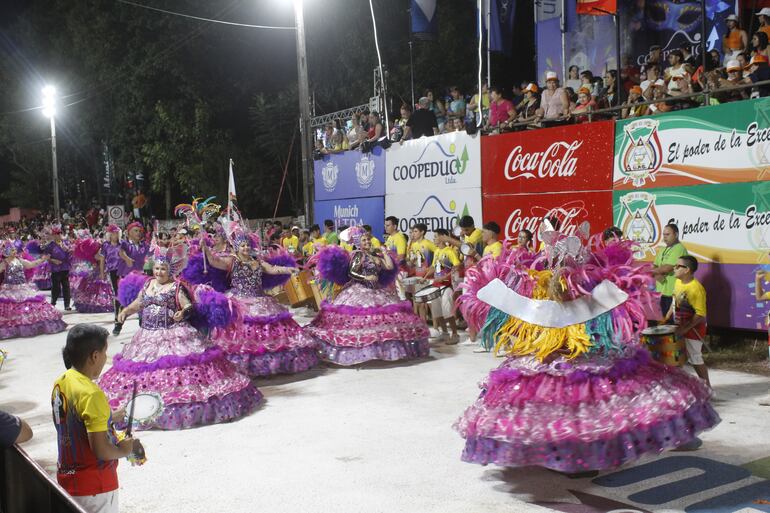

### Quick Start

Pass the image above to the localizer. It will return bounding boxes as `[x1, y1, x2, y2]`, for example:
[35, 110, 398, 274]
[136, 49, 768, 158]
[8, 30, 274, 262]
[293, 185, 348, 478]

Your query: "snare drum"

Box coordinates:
[401, 276, 424, 294]
[413, 285, 444, 304]
[641, 325, 686, 367]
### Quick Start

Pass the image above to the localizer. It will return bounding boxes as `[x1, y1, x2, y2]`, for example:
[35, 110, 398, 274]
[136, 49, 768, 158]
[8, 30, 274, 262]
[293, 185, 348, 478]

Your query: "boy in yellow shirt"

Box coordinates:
[424, 229, 461, 344]
[663, 255, 711, 387]
[282, 227, 300, 255]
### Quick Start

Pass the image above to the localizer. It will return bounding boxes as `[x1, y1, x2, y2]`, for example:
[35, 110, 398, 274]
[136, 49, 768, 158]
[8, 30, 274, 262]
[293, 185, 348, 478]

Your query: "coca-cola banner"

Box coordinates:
[482, 120, 614, 195]
[386, 131, 481, 195]
[483, 191, 613, 248]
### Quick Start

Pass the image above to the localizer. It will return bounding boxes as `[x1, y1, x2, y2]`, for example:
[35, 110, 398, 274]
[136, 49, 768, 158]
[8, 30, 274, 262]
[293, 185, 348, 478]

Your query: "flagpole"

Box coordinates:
[477, 0, 483, 128]
[486, 0, 491, 87]
[408, 6, 415, 108]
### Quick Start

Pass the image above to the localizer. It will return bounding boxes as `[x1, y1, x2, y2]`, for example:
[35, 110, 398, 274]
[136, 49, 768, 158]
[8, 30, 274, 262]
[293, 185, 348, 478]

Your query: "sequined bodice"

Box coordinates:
[230, 259, 263, 297]
[141, 282, 179, 330]
[2, 259, 26, 285]
[350, 251, 382, 288]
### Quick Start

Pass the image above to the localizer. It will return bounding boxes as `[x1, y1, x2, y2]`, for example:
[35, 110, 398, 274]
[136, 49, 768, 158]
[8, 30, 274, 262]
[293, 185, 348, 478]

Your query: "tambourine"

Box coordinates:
[452, 226, 463, 237]
[460, 243, 474, 256]
[125, 392, 164, 430]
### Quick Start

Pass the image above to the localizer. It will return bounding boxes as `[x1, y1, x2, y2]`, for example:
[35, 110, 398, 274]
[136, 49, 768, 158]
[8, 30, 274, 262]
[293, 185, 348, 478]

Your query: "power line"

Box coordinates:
[116, 0, 295, 30]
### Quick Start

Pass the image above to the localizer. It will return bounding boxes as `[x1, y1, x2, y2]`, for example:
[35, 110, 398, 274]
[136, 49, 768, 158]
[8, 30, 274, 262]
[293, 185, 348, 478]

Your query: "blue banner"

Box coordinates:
[313, 146, 386, 201]
[489, 0, 516, 55]
[411, 0, 437, 41]
[313, 196, 385, 234]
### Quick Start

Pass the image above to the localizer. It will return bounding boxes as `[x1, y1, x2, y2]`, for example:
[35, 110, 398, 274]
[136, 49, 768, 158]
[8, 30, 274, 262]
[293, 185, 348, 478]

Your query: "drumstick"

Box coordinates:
[125, 381, 138, 437]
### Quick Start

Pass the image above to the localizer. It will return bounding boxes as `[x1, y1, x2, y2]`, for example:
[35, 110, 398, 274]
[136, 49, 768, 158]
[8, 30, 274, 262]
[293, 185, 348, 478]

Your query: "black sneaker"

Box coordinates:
[64, 307, 72, 311]
[112, 323, 123, 336]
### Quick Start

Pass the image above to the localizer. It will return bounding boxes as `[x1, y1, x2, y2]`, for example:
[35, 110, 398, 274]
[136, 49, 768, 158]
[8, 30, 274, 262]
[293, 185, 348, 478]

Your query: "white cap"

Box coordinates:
[726, 59, 742, 71]
[545, 71, 558, 81]
[726, 14, 739, 22]
[757, 7, 770, 16]
[654, 78, 666, 87]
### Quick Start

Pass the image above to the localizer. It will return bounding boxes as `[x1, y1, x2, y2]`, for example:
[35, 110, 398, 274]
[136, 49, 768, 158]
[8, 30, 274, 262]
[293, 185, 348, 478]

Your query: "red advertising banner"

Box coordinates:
[483, 191, 613, 248]
[482, 120, 614, 195]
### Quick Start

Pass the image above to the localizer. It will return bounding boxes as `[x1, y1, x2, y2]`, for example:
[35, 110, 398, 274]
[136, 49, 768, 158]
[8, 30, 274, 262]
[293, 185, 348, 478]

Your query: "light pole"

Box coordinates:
[292, 0, 313, 225]
[42, 85, 60, 221]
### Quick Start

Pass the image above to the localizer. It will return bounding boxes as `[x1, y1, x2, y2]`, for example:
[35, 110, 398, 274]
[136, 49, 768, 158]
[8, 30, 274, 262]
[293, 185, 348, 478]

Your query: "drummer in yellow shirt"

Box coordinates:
[362, 225, 381, 249]
[423, 228, 461, 344]
[384, 216, 407, 263]
[465, 222, 503, 262]
[407, 223, 436, 276]
[451, 215, 484, 256]
[302, 224, 327, 257]
[282, 226, 300, 255]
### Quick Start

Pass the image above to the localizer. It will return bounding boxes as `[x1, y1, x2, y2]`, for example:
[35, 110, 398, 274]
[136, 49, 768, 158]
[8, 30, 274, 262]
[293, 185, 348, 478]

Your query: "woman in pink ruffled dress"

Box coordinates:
[0, 241, 66, 339]
[99, 243, 262, 430]
[307, 227, 430, 365]
[201, 222, 319, 377]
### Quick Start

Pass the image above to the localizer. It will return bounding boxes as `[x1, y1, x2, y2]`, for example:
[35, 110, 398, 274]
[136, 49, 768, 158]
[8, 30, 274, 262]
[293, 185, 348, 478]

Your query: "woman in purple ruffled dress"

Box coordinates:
[0, 241, 66, 339]
[72, 234, 114, 313]
[201, 223, 319, 378]
[307, 227, 431, 365]
[99, 244, 262, 430]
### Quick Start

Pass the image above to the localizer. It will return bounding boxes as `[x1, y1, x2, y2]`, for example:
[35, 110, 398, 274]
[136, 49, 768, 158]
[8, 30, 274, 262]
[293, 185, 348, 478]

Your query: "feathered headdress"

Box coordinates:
[175, 197, 221, 232]
[221, 218, 259, 250]
[151, 242, 188, 277]
[340, 226, 366, 247]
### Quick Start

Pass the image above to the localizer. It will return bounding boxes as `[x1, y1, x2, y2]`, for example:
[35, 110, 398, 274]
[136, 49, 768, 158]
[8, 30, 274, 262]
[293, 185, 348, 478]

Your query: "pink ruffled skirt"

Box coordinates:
[0, 284, 66, 339]
[32, 263, 51, 290]
[213, 294, 319, 377]
[100, 322, 262, 430]
[454, 348, 720, 472]
[306, 283, 430, 366]
[74, 275, 114, 313]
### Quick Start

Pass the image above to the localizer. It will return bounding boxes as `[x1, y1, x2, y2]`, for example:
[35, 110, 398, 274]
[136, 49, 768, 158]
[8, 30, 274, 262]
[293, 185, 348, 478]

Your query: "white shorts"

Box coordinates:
[72, 490, 118, 513]
[685, 338, 704, 366]
[429, 286, 455, 319]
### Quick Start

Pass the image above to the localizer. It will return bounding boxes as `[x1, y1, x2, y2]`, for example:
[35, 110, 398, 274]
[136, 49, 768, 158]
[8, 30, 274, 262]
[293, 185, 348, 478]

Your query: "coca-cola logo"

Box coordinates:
[504, 202, 587, 244]
[503, 140, 583, 180]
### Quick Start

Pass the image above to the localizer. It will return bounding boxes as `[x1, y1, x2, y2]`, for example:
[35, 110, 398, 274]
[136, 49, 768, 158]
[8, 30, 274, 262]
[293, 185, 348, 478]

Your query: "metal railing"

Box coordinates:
[0, 444, 88, 513]
[486, 78, 770, 133]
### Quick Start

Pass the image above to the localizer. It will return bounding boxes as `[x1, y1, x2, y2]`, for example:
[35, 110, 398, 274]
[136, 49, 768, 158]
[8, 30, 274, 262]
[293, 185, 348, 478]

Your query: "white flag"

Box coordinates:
[227, 158, 237, 219]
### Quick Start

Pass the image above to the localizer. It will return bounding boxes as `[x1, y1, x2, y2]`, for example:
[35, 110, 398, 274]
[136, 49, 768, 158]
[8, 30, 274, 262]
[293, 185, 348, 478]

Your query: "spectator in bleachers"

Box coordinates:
[579, 70, 600, 99]
[564, 87, 578, 112]
[447, 86, 466, 125]
[467, 82, 490, 126]
[566, 65, 581, 91]
[640, 66, 660, 101]
[737, 51, 750, 69]
[602, 70, 618, 107]
[722, 14, 748, 65]
[572, 87, 597, 122]
[751, 31, 770, 61]
[404, 97, 439, 139]
[391, 103, 412, 142]
[542, 71, 570, 120]
[450, 118, 464, 132]
[516, 83, 540, 123]
[511, 82, 527, 109]
[487, 86, 516, 130]
[425, 89, 447, 133]
[680, 45, 698, 69]
[719, 60, 750, 102]
[743, 54, 770, 97]
[641, 45, 664, 77]
[665, 50, 690, 95]
[621, 85, 646, 119]
[757, 7, 770, 40]
[646, 81, 673, 115]
[365, 111, 384, 144]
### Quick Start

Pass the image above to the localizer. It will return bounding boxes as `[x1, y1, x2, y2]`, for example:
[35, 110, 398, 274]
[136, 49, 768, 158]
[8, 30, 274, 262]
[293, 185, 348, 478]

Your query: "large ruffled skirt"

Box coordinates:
[69, 260, 92, 290]
[454, 348, 720, 472]
[100, 322, 262, 430]
[73, 275, 114, 313]
[0, 283, 66, 339]
[32, 262, 51, 290]
[306, 282, 430, 366]
[212, 294, 319, 377]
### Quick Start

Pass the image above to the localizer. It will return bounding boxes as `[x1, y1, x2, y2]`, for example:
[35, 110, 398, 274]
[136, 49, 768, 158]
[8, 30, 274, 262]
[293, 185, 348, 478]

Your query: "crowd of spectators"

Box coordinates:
[313, 10, 770, 153]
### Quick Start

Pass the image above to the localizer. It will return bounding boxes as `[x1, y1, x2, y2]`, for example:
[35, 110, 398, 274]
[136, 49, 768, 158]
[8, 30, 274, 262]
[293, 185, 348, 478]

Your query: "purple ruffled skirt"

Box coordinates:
[32, 262, 51, 290]
[213, 294, 319, 378]
[454, 348, 720, 472]
[306, 283, 430, 366]
[100, 322, 262, 430]
[73, 275, 114, 313]
[0, 284, 66, 339]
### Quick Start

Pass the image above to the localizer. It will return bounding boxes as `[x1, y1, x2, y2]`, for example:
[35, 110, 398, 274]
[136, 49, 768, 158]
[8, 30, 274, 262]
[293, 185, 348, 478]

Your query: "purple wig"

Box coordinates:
[316, 245, 351, 285]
